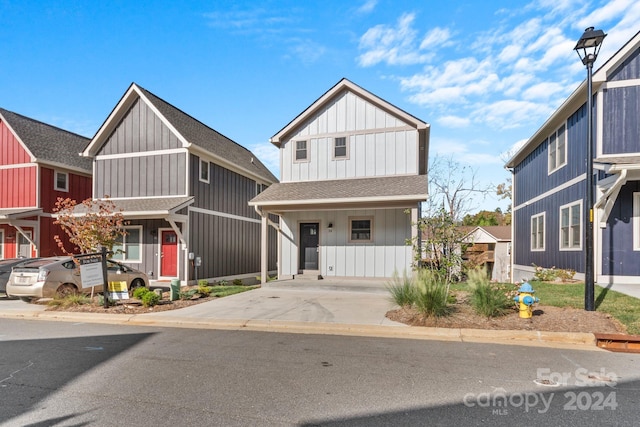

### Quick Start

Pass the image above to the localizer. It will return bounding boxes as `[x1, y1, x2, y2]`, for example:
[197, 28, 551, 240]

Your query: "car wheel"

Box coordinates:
[19, 297, 33, 303]
[56, 283, 78, 298]
[129, 279, 144, 295]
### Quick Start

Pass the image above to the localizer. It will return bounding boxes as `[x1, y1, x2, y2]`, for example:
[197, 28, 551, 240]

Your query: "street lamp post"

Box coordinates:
[574, 27, 606, 311]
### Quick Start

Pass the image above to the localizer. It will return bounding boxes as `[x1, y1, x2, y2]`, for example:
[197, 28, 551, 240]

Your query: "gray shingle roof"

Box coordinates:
[72, 196, 194, 216]
[136, 86, 278, 184]
[0, 108, 92, 172]
[250, 175, 427, 208]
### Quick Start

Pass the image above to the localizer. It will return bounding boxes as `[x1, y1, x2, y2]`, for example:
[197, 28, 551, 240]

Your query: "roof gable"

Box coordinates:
[0, 108, 91, 172]
[84, 83, 277, 184]
[270, 78, 429, 147]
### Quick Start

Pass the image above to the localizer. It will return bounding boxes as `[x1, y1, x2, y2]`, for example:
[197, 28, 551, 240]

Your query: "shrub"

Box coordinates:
[141, 291, 160, 307]
[197, 279, 209, 287]
[413, 269, 451, 317]
[133, 287, 150, 300]
[232, 278, 243, 286]
[48, 293, 90, 308]
[532, 264, 576, 283]
[179, 289, 198, 300]
[467, 268, 513, 318]
[198, 282, 211, 297]
[386, 271, 415, 308]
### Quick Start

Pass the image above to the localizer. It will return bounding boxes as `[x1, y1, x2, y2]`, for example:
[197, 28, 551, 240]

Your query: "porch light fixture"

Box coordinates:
[574, 26, 606, 311]
[328, 223, 333, 232]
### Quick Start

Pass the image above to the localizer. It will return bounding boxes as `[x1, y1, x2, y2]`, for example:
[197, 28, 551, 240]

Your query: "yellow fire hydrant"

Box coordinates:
[513, 282, 539, 319]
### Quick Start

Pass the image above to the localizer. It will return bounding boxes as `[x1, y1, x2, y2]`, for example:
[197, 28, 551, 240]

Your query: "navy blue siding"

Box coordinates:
[602, 86, 640, 154]
[609, 47, 640, 81]
[601, 181, 640, 276]
[514, 181, 585, 272]
[514, 104, 589, 205]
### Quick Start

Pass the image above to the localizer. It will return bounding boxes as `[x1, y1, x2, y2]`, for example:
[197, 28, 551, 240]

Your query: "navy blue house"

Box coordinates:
[506, 30, 640, 286]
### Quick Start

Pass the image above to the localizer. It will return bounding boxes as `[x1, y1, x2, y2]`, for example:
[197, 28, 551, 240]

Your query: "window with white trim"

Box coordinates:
[349, 217, 373, 242]
[333, 137, 348, 159]
[560, 201, 582, 250]
[633, 193, 640, 250]
[295, 140, 308, 161]
[548, 123, 567, 173]
[531, 212, 545, 251]
[112, 226, 142, 262]
[54, 171, 69, 191]
[199, 158, 210, 183]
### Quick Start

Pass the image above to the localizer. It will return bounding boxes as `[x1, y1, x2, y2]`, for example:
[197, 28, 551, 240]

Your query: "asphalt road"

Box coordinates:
[1, 319, 639, 426]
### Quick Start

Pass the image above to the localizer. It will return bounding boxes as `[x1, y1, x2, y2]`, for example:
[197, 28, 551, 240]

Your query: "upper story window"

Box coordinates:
[634, 193, 640, 250]
[349, 217, 373, 243]
[530, 212, 545, 251]
[54, 171, 69, 192]
[295, 140, 308, 162]
[548, 123, 567, 174]
[256, 182, 266, 195]
[112, 226, 142, 262]
[333, 137, 348, 159]
[199, 158, 210, 183]
[560, 201, 582, 250]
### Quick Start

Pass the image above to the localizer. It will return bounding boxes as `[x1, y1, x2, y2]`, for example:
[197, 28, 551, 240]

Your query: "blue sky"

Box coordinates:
[1, 0, 638, 213]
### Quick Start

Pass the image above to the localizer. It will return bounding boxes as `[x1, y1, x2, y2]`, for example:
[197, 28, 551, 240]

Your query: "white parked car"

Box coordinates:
[6, 257, 149, 302]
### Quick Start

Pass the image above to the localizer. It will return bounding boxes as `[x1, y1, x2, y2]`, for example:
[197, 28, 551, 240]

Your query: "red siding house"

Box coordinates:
[0, 108, 92, 259]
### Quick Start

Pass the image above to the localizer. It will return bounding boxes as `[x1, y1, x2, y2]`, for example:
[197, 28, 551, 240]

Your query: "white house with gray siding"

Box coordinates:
[82, 83, 278, 284]
[250, 79, 429, 281]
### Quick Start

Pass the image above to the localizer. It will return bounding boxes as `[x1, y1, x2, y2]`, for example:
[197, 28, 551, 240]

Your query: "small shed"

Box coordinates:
[462, 226, 512, 283]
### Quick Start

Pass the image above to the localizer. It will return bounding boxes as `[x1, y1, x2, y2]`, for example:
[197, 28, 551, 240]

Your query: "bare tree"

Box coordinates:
[426, 155, 494, 222]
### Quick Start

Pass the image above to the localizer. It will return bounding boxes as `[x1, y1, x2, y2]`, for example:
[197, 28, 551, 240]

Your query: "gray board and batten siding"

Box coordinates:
[89, 83, 278, 281]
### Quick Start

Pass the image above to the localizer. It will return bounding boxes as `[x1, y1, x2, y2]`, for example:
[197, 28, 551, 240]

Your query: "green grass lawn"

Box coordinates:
[531, 281, 640, 335]
[451, 280, 640, 335]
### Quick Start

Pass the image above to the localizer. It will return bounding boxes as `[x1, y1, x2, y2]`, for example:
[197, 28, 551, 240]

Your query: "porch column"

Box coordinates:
[261, 212, 268, 284]
[411, 206, 419, 259]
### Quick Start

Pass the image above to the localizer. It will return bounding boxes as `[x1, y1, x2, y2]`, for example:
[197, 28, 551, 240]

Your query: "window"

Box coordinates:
[295, 140, 308, 161]
[112, 226, 142, 262]
[54, 171, 68, 191]
[199, 158, 210, 183]
[530, 213, 545, 251]
[334, 137, 348, 159]
[633, 193, 640, 250]
[548, 124, 567, 173]
[256, 182, 268, 195]
[560, 201, 582, 250]
[349, 217, 373, 242]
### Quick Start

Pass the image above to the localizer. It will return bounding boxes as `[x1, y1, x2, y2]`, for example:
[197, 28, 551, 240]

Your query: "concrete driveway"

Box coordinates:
[143, 278, 404, 326]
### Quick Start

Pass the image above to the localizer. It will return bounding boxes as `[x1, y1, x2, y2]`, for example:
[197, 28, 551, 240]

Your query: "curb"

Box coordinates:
[0, 310, 599, 350]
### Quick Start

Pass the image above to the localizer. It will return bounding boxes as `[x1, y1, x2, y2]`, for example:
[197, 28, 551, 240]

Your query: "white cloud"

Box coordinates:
[358, 13, 420, 66]
[471, 99, 553, 129]
[438, 115, 471, 128]
[357, 0, 377, 14]
[248, 142, 280, 178]
[419, 27, 453, 50]
[521, 81, 565, 100]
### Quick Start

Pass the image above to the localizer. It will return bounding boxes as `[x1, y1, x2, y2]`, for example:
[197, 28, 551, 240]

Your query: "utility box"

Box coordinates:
[170, 279, 180, 301]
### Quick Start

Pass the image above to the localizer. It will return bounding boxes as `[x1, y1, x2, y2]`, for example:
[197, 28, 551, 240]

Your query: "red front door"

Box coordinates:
[160, 230, 178, 277]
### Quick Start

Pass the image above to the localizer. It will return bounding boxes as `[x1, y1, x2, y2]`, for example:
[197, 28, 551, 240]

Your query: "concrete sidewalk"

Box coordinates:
[0, 278, 602, 350]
